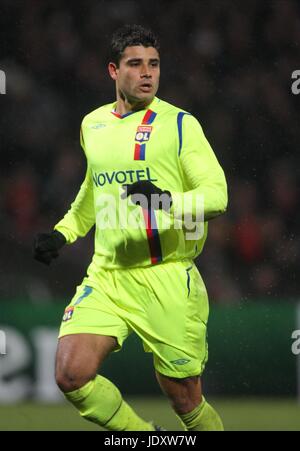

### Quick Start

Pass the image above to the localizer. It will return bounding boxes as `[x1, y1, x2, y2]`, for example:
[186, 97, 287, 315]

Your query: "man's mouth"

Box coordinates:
[139, 83, 152, 91]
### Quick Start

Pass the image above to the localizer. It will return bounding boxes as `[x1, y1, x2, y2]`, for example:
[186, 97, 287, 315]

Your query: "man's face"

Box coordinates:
[109, 45, 160, 104]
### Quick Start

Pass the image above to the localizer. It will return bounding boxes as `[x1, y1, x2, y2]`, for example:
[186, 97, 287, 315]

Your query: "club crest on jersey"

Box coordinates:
[135, 125, 153, 142]
[62, 306, 74, 322]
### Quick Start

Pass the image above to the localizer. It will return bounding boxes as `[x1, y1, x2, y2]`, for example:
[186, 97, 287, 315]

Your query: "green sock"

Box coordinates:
[177, 397, 224, 431]
[65, 375, 154, 431]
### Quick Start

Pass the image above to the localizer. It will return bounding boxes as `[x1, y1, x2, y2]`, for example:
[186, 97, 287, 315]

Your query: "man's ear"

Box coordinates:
[108, 62, 118, 81]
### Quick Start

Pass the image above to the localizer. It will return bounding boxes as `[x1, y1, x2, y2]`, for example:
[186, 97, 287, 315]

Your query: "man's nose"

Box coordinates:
[140, 65, 151, 78]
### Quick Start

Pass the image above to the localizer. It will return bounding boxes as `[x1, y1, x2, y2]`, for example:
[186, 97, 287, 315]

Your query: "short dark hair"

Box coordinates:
[110, 24, 160, 66]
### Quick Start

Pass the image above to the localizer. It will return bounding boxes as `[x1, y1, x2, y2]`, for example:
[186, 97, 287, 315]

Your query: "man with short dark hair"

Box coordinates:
[34, 24, 227, 431]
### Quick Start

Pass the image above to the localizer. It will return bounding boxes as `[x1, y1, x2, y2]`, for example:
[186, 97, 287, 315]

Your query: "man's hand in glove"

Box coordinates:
[121, 180, 172, 211]
[33, 230, 66, 265]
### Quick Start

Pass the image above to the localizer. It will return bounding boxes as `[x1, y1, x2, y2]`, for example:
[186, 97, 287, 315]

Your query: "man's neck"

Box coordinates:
[114, 96, 154, 116]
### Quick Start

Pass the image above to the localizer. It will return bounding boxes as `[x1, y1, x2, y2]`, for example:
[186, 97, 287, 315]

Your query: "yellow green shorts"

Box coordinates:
[59, 259, 209, 378]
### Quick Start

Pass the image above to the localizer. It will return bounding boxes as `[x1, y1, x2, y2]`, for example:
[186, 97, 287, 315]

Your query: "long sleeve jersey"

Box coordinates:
[54, 97, 227, 271]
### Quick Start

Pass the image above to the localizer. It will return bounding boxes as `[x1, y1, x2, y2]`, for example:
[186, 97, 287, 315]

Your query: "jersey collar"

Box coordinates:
[111, 97, 159, 119]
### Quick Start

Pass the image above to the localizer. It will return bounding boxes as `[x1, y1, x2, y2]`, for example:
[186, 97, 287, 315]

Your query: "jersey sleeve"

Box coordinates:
[54, 125, 95, 243]
[170, 114, 228, 221]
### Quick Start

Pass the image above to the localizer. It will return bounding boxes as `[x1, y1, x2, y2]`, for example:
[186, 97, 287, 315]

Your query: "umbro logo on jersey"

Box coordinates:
[90, 123, 107, 129]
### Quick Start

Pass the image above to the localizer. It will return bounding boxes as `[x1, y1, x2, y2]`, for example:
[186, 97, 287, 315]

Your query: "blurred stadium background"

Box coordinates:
[0, 0, 300, 430]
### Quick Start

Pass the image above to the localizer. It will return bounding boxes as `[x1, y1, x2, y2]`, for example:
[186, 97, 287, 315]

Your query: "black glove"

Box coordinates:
[121, 180, 172, 211]
[33, 230, 66, 265]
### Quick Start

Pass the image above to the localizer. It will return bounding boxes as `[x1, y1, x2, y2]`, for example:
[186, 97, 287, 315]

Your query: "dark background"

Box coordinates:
[1, 0, 299, 305]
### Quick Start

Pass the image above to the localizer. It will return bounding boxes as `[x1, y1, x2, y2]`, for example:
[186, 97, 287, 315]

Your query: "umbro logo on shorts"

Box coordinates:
[170, 359, 190, 365]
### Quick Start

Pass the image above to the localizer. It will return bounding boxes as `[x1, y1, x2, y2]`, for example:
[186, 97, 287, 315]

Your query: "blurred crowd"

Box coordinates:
[0, 0, 299, 303]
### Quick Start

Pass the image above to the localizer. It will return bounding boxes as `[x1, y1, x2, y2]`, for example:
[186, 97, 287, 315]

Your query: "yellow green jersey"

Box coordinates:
[54, 96, 227, 270]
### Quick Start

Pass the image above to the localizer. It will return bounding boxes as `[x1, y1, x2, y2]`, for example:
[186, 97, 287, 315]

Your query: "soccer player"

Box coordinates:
[34, 24, 227, 431]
